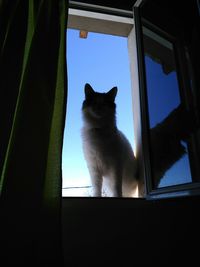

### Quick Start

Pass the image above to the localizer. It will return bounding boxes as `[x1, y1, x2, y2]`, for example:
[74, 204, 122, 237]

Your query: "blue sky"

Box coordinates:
[62, 29, 134, 193]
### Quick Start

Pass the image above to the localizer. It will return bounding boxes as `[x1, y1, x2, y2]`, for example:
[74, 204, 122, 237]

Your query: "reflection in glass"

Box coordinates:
[142, 27, 192, 189]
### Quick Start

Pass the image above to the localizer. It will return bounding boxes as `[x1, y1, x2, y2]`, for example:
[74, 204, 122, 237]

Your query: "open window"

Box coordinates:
[134, 0, 200, 198]
[62, 0, 200, 199]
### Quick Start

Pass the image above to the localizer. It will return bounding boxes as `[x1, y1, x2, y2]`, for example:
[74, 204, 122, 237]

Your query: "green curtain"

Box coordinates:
[0, 0, 68, 265]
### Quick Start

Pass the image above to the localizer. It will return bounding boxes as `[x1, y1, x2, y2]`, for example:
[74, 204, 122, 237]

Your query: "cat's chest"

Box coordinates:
[85, 128, 114, 144]
[82, 128, 119, 157]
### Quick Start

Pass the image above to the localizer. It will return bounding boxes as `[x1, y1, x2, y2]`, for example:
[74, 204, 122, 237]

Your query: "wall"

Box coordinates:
[62, 196, 200, 266]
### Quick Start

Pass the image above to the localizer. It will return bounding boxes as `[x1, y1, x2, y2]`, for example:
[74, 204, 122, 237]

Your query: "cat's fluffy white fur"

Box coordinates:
[81, 83, 138, 197]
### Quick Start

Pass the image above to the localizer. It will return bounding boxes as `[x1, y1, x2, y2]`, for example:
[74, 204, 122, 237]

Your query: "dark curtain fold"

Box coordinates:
[0, 1, 68, 265]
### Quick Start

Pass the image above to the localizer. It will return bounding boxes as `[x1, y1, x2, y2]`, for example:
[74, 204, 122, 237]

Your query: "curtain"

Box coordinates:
[0, 1, 68, 265]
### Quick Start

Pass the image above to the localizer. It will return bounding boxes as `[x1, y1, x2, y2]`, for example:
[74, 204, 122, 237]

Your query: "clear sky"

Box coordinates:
[62, 29, 134, 195]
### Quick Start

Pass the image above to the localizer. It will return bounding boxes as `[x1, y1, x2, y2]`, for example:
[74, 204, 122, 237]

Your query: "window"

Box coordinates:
[62, 1, 200, 199]
[134, 0, 200, 198]
[143, 27, 193, 188]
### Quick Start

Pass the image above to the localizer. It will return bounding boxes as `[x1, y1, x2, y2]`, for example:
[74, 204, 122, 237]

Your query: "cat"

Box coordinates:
[81, 83, 139, 197]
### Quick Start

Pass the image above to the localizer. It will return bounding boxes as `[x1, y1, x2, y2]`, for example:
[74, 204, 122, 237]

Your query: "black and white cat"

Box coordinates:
[81, 83, 139, 197]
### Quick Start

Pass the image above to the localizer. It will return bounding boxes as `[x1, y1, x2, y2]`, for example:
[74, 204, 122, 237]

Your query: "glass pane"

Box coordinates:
[142, 27, 192, 189]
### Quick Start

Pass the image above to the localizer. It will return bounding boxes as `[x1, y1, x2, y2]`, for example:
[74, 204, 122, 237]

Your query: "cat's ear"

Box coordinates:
[85, 83, 95, 98]
[107, 87, 117, 102]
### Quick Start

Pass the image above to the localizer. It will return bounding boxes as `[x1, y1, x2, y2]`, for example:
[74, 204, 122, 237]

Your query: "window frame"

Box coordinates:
[133, 0, 200, 199]
[64, 0, 200, 199]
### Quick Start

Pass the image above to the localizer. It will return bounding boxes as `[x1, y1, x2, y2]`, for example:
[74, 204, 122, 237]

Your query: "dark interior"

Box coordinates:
[1, 1, 199, 266]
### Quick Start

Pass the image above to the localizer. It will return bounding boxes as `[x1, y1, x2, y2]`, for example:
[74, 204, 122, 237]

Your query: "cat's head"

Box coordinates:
[82, 83, 117, 126]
